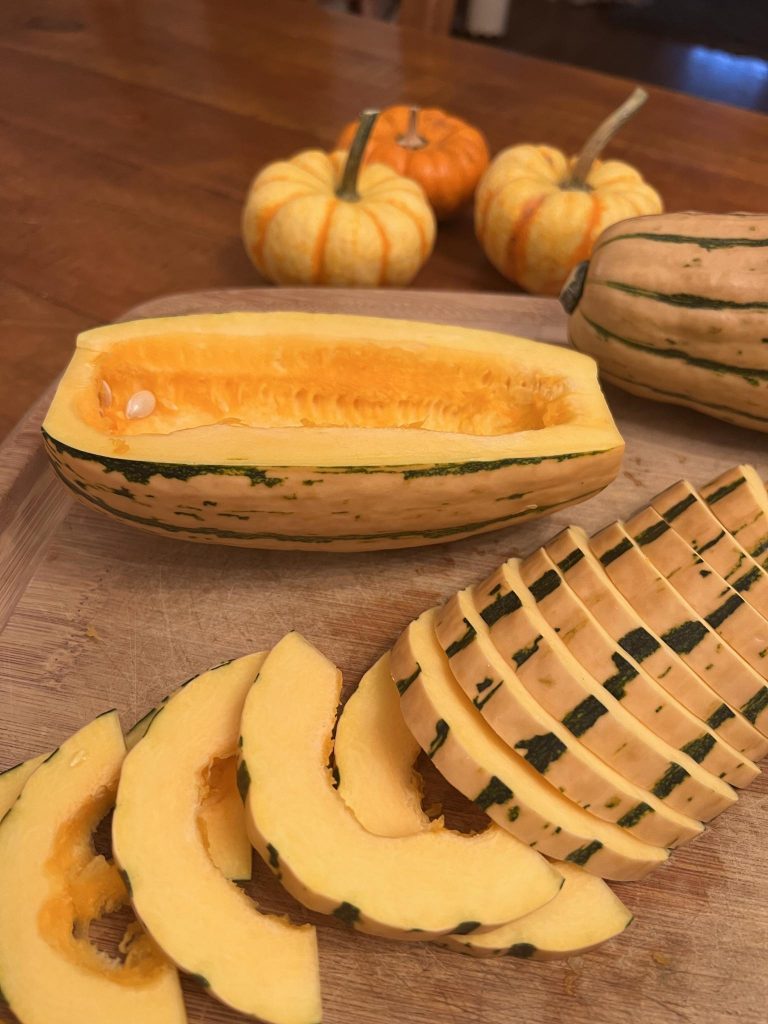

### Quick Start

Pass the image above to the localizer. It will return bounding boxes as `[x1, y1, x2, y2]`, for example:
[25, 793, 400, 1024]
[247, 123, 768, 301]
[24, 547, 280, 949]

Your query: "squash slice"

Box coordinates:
[128, 705, 251, 881]
[334, 652, 426, 838]
[436, 587, 732, 835]
[650, 479, 768, 620]
[0, 753, 47, 818]
[589, 522, 768, 738]
[473, 561, 705, 842]
[518, 548, 738, 814]
[112, 655, 321, 1024]
[238, 633, 561, 939]
[335, 655, 633, 959]
[392, 610, 668, 880]
[42, 311, 623, 551]
[700, 465, 768, 573]
[544, 526, 766, 770]
[0, 711, 186, 1024]
[626, 506, 768, 688]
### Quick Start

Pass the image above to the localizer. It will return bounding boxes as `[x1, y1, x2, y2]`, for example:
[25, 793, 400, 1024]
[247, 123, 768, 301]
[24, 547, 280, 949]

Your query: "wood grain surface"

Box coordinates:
[0, 288, 766, 1024]
[2, 0, 768, 439]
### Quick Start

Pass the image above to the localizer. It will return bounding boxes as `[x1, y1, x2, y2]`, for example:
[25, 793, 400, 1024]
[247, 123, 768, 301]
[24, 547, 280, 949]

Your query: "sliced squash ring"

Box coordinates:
[112, 655, 321, 1024]
[0, 711, 186, 1024]
[700, 465, 768, 571]
[239, 633, 562, 939]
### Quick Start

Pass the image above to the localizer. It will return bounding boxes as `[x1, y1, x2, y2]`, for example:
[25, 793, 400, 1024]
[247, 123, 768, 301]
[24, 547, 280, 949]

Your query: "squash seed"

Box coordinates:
[125, 390, 156, 420]
[98, 380, 112, 409]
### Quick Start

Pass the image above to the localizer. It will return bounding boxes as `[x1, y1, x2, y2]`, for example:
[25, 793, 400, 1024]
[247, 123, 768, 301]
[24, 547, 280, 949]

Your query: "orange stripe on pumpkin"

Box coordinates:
[377, 198, 429, 260]
[312, 199, 337, 285]
[505, 193, 548, 286]
[570, 196, 603, 266]
[251, 192, 306, 272]
[362, 207, 390, 286]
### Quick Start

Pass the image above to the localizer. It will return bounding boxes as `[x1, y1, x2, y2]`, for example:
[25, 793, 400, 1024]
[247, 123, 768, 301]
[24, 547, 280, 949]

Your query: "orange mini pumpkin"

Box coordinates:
[475, 89, 663, 295]
[337, 105, 489, 219]
[243, 111, 436, 287]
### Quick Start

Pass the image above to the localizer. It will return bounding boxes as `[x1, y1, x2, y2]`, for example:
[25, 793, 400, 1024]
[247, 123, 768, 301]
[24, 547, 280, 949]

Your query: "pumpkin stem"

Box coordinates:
[337, 109, 379, 202]
[568, 87, 648, 190]
[397, 106, 427, 150]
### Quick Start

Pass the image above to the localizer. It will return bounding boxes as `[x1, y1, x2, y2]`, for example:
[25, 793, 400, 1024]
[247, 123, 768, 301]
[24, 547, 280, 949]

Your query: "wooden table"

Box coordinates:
[1, 0, 768, 441]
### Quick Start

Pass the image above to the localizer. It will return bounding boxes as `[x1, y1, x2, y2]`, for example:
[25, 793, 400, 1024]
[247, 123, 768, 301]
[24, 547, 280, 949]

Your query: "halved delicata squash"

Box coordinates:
[42, 311, 623, 552]
[0, 711, 186, 1024]
[238, 632, 562, 938]
[112, 655, 322, 1024]
[334, 654, 633, 959]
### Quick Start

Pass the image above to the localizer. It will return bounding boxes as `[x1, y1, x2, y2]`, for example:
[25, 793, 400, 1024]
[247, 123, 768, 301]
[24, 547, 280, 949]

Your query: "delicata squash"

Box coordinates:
[42, 311, 624, 551]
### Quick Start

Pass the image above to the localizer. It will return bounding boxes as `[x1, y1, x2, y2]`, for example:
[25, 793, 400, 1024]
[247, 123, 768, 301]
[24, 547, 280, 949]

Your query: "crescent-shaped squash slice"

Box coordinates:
[543, 525, 766, 767]
[392, 610, 668, 880]
[238, 633, 562, 939]
[0, 753, 47, 817]
[335, 655, 633, 959]
[129, 705, 252, 881]
[112, 655, 321, 1024]
[0, 711, 186, 1024]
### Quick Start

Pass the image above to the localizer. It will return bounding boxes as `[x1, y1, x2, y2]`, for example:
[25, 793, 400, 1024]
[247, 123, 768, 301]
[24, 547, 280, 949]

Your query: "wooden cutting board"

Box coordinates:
[1, 289, 766, 1024]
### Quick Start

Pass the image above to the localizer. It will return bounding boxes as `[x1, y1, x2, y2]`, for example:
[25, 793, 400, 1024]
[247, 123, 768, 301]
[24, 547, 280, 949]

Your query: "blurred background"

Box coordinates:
[326, 0, 768, 111]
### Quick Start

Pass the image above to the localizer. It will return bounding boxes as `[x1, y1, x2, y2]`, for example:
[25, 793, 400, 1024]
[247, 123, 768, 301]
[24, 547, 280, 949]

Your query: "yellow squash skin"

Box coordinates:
[242, 149, 435, 287]
[42, 311, 624, 552]
[566, 212, 768, 431]
[476, 146, 661, 295]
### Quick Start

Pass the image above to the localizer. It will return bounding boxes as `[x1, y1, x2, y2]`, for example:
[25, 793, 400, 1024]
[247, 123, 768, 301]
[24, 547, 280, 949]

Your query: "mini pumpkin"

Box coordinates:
[242, 111, 436, 287]
[337, 105, 489, 219]
[475, 88, 663, 295]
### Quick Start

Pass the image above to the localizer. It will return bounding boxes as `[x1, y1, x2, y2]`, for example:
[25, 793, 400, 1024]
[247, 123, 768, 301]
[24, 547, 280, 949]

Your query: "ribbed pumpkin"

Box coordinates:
[242, 111, 436, 286]
[337, 105, 489, 219]
[475, 88, 663, 295]
[562, 211, 768, 433]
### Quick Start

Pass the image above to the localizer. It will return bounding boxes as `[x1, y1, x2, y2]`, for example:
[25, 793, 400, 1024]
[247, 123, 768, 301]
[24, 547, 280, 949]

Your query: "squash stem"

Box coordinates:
[568, 87, 648, 190]
[337, 109, 379, 202]
[397, 106, 427, 149]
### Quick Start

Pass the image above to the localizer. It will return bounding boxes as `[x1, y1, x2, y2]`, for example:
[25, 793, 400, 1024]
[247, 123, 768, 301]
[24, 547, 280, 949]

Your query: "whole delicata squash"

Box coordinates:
[563, 211, 768, 432]
[42, 311, 623, 552]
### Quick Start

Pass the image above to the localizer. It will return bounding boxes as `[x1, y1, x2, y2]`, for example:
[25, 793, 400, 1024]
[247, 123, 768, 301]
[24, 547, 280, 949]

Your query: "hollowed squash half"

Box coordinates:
[42, 311, 623, 551]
